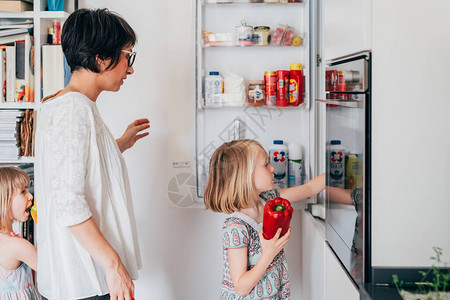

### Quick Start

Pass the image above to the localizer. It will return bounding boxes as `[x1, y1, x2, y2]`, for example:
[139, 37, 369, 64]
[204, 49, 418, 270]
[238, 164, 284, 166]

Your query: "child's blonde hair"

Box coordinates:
[204, 139, 265, 213]
[0, 167, 30, 230]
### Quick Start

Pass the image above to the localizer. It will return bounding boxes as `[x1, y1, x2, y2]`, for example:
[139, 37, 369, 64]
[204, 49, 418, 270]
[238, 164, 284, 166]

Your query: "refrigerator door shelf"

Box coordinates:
[315, 98, 363, 109]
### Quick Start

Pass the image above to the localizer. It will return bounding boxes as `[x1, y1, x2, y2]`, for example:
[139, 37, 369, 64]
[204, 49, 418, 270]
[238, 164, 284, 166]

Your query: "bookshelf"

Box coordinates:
[0, 0, 75, 163]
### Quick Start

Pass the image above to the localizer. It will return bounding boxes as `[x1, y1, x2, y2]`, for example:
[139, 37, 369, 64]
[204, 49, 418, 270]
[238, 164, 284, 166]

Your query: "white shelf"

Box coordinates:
[0, 102, 35, 109]
[36, 11, 70, 19]
[316, 99, 363, 108]
[0, 11, 70, 20]
[0, 156, 35, 164]
[0, 12, 34, 19]
[203, 2, 304, 6]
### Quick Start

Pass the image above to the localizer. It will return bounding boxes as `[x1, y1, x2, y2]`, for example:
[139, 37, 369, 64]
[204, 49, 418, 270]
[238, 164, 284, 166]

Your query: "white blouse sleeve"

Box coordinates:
[49, 100, 93, 227]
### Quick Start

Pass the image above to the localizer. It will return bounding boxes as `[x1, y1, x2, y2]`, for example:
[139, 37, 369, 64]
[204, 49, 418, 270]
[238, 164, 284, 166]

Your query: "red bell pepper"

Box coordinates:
[262, 197, 293, 240]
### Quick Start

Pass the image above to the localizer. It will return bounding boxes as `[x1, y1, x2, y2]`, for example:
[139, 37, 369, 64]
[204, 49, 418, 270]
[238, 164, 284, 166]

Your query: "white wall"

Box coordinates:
[371, 0, 450, 267]
[79, 1, 304, 298]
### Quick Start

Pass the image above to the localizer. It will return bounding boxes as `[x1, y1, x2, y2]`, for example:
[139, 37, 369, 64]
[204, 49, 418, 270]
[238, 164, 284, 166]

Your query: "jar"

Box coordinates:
[235, 20, 253, 46]
[252, 26, 271, 46]
[248, 80, 265, 106]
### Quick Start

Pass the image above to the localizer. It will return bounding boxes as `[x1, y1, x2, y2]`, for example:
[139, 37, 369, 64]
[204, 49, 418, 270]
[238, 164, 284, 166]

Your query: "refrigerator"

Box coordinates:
[320, 51, 371, 286]
[193, 0, 371, 286]
[194, 0, 318, 200]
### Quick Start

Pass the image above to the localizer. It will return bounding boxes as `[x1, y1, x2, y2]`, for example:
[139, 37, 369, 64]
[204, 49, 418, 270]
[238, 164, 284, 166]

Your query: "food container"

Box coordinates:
[252, 26, 271, 46]
[264, 71, 277, 106]
[235, 20, 253, 47]
[248, 80, 265, 106]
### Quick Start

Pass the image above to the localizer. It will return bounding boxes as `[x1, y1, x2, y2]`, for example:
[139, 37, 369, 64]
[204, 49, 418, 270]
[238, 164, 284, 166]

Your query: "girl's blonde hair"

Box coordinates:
[204, 139, 264, 213]
[0, 167, 30, 230]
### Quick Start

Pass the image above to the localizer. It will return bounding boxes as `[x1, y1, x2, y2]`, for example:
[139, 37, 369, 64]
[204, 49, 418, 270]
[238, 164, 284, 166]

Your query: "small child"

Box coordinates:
[204, 139, 324, 299]
[0, 167, 39, 299]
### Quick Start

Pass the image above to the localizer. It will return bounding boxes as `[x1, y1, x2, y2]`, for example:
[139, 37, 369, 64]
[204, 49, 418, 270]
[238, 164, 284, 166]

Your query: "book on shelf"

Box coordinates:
[0, 46, 5, 102]
[0, 0, 33, 12]
[0, 28, 31, 38]
[20, 109, 33, 156]
[5, 45, 15, 102]
[15, 39, 25, 101]
[0, 32, 34, 102]
[0, 109, 34, 159]
[0, 21, 33, 30]
[42, 44, 65, 99]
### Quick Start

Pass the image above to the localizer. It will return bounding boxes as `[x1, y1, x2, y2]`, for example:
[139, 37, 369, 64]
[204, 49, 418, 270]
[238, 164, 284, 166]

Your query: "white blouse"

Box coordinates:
[35, 92, 142, 300]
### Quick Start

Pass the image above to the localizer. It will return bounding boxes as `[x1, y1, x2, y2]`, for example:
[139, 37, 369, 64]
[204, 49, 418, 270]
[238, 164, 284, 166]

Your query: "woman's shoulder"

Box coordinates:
[42, 92, 94, 111]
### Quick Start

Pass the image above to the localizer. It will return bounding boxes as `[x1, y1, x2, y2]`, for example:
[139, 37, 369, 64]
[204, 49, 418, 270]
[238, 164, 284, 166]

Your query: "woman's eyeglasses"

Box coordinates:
[122, 50, 136, 67]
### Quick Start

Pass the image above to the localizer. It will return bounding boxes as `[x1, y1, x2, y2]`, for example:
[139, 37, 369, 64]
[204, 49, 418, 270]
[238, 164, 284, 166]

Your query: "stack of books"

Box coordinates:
[0, 21, 34, 103]
[0, 0, 33, 12]
[0, 109, 24, 159]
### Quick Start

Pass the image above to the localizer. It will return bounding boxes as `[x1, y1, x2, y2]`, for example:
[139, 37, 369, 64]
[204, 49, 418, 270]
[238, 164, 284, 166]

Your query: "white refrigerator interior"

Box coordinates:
[195, 1, 316, 200]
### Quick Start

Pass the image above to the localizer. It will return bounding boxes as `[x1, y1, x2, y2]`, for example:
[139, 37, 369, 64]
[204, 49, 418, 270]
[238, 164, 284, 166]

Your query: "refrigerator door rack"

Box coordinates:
[194, 0, 314, 200]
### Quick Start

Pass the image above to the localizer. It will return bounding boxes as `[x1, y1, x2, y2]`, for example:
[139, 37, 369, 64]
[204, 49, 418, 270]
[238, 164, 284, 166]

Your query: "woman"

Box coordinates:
[35, 8, 149, 300]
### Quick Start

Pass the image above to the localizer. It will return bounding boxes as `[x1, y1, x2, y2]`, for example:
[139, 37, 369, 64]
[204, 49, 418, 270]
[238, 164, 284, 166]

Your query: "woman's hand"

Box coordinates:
[104, 261, 135, 300]
[116, 118, 150, 153]
[259, 227, 291, 261]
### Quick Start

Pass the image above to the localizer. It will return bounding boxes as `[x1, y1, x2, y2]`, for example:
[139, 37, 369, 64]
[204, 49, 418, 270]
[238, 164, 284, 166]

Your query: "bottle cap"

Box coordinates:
[209, 71, 219, 76]
[330, 140, 341, 145]
[273, 140, 284, 145]
[290, 63, 303, 71]
[288, 144, 302, 159]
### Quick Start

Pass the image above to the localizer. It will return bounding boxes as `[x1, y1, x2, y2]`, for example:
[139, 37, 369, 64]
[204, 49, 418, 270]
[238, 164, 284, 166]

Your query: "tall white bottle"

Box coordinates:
[269, 140, 288, 189]
[327, 140, 345, 188]
[205, 71, 223, 107]
[288, 143, 303, 187]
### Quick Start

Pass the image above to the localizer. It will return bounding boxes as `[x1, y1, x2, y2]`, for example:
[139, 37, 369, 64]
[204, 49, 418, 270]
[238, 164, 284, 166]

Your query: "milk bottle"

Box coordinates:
[327, 140, 345, 188]
[269, 140, 288, 189]
[288, 143, 303, 187]
[205, 71, 223, 107]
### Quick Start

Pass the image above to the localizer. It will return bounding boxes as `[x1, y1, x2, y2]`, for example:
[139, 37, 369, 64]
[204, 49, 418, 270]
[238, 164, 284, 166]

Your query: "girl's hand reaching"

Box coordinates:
[259, 227, 291, 262]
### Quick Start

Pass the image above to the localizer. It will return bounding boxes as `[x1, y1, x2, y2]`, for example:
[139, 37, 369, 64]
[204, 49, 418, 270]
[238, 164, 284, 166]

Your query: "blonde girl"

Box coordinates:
[205, 139, 324, 299]
[0, 167, 39, 299]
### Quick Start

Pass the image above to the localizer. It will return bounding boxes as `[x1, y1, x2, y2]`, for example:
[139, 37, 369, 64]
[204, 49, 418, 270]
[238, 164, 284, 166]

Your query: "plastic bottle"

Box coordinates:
[205, 71, 223, 107]
[326, 140, 345, 188]
[288, 143, 303, 187]
[289, 63, 304, 106]
[269, 140, 288, 189]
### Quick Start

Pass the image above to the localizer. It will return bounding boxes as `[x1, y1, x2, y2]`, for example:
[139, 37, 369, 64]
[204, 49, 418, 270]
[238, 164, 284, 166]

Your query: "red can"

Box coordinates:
[336, 70, 347, 100]
[276, 70, 290, 107]
[264, 71, 277, 106]
[52, 21, 61, 45]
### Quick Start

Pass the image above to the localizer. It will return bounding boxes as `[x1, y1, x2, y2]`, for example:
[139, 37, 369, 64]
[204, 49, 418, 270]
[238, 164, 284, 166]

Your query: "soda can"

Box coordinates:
[264, 71, 277, 106]
[276, 70, 290, 107]
[52, 21, 61, 45]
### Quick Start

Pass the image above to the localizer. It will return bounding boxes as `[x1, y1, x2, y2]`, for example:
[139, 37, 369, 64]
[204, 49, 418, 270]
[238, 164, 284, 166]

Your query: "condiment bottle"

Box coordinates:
[248, 80, 265, 107]
[289, 63, 304, 106]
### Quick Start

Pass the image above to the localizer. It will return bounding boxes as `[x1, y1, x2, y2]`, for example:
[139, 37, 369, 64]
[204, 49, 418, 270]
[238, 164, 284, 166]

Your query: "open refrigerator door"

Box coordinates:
[194, 0, 321, 204]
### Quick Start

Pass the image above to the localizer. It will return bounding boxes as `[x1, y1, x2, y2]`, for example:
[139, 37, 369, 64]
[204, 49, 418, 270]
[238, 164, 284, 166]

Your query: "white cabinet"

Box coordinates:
[324, 243, 360, 300]
[299, 209, 360, 300]
[322, 0, 372, 60]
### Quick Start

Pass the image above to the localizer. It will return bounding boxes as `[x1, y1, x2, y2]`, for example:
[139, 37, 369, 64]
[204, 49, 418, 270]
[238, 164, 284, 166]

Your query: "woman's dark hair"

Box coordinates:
[62, 8, 137, 73]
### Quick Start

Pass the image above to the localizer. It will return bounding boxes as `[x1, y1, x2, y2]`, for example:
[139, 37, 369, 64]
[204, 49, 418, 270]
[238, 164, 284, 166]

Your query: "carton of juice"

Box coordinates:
[345, 153, 361, 189]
